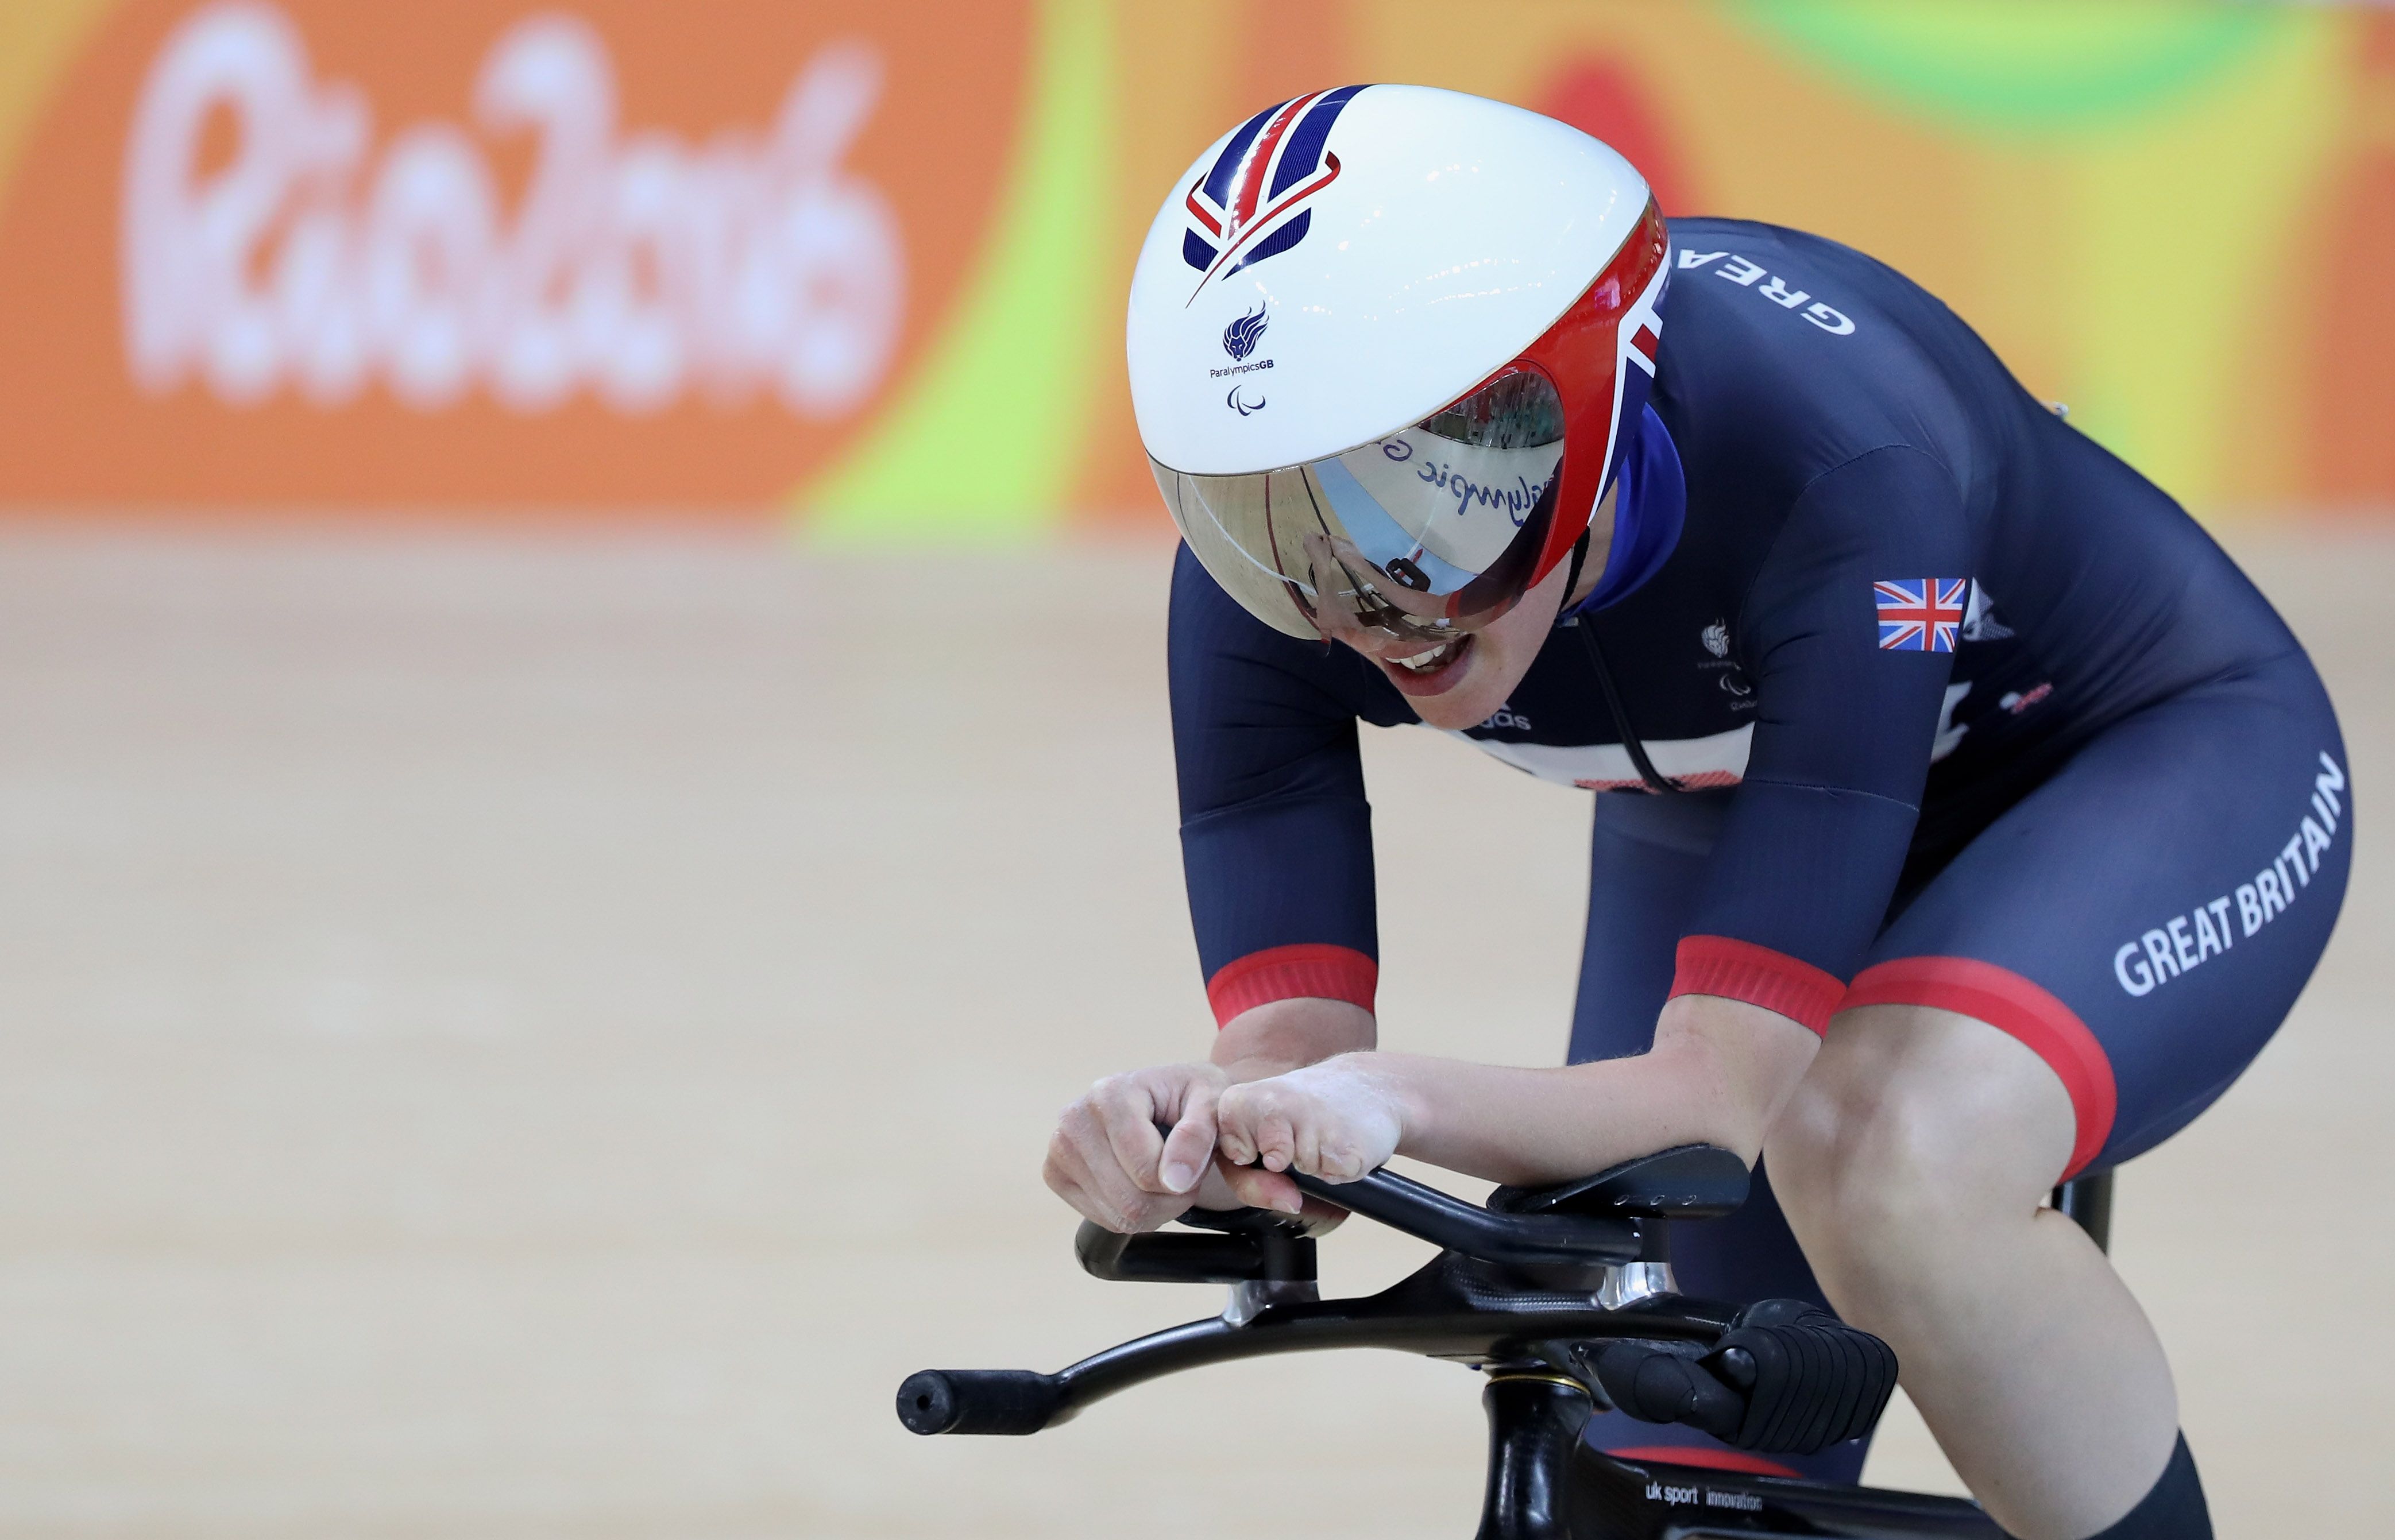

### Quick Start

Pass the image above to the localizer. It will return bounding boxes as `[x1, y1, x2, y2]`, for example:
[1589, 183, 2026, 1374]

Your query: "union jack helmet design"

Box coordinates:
[1128, 85, 1668, 641]
[1180, 86, 1366, 295]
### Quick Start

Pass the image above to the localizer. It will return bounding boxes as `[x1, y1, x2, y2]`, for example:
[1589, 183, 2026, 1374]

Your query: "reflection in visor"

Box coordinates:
[1152, 367, 1570, 643]
[1421, 368, 1566, 449]
[1314, 432, 1559, 595]
[1311, 452, 1484, 594]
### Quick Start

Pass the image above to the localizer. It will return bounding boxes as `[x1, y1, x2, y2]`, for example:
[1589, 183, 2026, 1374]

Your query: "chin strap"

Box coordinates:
[1556, 551, 1681, 796]
[1572, 623, 1684, 795]
[1558, 529, 1594, 614]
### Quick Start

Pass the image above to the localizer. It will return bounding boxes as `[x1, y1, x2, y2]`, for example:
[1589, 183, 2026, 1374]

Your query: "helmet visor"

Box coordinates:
[1154, 367, 1567, 641]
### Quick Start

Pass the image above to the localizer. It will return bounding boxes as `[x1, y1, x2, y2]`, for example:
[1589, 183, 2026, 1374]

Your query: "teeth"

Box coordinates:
[1393, 640, 1457, 672]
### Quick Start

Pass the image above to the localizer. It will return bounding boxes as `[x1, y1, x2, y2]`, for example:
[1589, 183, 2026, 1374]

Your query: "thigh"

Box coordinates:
[1857, 652, 2351, 1175]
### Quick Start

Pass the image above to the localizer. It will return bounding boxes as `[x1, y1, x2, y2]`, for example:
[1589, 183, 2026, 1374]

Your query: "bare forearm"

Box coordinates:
[1212, 996, 1375, 1082]
[1363, 995, 1819, 1186]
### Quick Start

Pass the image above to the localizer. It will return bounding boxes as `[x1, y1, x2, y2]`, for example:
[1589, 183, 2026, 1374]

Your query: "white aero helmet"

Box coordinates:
[1128, 84, 1667, 642]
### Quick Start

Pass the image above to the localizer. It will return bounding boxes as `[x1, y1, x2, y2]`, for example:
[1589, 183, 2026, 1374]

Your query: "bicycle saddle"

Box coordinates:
[1488, 1143, 1751, 1221]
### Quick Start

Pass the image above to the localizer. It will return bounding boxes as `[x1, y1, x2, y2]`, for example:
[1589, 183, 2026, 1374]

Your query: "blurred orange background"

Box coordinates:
[0, 1, 2391, 526]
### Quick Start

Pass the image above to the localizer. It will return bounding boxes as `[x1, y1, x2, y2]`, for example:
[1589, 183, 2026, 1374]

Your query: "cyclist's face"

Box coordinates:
[1306, 529, 1578, 733]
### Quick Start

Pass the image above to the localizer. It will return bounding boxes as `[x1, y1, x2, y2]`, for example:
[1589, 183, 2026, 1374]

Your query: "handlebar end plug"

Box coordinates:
[897, 1369, 1062, 1436]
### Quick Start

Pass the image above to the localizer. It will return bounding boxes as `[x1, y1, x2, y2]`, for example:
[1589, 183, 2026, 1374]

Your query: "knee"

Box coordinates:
[1767, 1033, 2048, 1264]
[1767, 1070, 1953, 1255]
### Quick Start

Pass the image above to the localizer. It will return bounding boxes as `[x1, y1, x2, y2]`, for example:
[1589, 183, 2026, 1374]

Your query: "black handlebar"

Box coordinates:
[1070, 1167, 1643, 1284]
[1289, 1166, 1641, 1268]
[1075, 1204, 1317, 1283]
[895, 1148, 1945, 1531]
[897, 1151, 1750, 1439]
[1076, 1224, 1267, 1282]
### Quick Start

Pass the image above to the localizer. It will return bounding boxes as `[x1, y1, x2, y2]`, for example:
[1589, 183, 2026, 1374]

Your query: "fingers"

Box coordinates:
[1089, 1074, 1168, 1194]
[1215, 1082, 1304, 1213]
[1213, 1083, 1261, 1167]
[1156, 1075, 1219, 1196]
[1218, 1064, 1401, 1189]
[1048, 1059, 1390, 1237]
[1217, 1081, 1299, 1175]
[1216, 1154, 1301, 1215]
[1050, 1101, 1172, 1233]
[1294, 1193, 1350, 1232]
[1313, 1136, 1367, 1182]
[1043, 1129, 1131, 1231]
[1291, 1111, 1324, 1180]
[1042, 1133, 1104, 1222]
[1045, 1065, 1230, 1233]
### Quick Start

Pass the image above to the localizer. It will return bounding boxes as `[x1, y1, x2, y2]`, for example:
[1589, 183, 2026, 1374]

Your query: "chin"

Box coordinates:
[1357, 564, 1566, 730]
[1409, 677, 1506, 730]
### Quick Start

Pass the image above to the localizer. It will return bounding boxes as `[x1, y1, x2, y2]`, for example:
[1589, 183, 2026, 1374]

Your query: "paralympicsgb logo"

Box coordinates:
[1181, 85, 1367, 303]
[1222, 305, 1268, 361]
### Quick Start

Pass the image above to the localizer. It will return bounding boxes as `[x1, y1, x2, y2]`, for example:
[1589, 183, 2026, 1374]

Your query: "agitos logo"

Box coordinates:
[1180, 84, 1364, 303]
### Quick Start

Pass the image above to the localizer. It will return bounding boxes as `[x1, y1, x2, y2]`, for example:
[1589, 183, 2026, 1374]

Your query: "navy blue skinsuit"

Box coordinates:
[1169, 218, 2350, 1479]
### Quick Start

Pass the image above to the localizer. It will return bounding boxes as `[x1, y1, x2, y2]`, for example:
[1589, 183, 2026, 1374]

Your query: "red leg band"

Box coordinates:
[1841, 956, 2117, 1178]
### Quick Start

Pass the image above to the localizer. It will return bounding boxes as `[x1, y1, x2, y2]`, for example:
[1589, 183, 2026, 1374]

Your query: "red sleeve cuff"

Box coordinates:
[1668, 935, 1844, 1035]
[1205, 943, 1378, 1027]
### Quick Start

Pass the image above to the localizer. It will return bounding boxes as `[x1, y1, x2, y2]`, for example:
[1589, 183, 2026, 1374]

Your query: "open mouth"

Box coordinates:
[1381, 631, 1474, 693]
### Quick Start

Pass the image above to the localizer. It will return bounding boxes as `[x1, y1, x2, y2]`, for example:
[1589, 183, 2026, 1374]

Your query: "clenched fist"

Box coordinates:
[1213, 1054, 1408, 1213]
[1043, 1062, 1230, 1233]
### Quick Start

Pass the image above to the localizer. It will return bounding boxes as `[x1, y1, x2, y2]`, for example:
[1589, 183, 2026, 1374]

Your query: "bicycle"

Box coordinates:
[895, 1145, 2117, 1538]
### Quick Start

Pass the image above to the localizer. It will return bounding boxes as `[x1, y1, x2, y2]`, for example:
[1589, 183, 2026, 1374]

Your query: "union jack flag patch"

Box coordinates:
[1874, 578, 1968, 652]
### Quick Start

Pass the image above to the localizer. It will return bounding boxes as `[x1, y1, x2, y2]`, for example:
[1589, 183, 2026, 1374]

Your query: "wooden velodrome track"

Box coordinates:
[0, 527, 2382, 1537]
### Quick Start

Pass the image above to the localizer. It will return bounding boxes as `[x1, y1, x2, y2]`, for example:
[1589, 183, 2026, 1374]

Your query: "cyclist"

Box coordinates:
[1044, 85, 2348, 1540]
